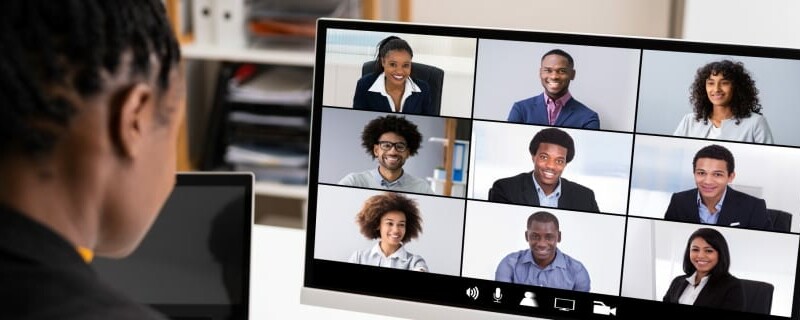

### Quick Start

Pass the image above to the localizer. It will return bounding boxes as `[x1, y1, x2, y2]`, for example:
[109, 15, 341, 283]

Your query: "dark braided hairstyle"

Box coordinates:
[0, 0, 181, 158]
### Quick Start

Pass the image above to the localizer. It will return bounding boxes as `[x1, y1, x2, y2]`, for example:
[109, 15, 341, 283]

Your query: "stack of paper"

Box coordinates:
[227, 66, 312, 105]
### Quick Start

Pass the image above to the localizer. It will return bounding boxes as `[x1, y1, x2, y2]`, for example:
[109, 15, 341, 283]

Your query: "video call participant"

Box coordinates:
[664, 145, 771, 230]
[339, 115, 434, 194]
[0, 1, 183, 319]
[674, 60, 774, 144]
[348, 192, 428, 272]
[353, 36, 435, 115]
[663, 228, 744, 312]
[489, 128, 599, 212]
[495, 211, 590, 292]
[507, 49, 600, 129]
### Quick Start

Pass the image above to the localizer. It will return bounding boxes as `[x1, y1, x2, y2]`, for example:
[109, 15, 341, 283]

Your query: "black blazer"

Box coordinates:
[353, 72, 435, 115]
[663, 273, 745, 312]
[664, 187, 772, 230]
[0, 205, 167, 320]
[488, 172, 599, 212]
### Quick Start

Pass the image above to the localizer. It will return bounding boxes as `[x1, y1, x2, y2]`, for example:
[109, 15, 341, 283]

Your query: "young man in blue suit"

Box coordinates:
[488, 128, 599, 212]
[507, 49, 599, 129]
[664, 145, 772, 230]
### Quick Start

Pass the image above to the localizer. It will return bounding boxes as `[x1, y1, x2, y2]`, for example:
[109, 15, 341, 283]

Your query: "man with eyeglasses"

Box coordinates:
[338, 115, 434, 194]
[507, 49, 600, 129]
[495, 211, 591, 292]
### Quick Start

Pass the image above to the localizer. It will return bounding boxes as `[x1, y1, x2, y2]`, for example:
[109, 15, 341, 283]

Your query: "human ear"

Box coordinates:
[112, 83, 153, 158]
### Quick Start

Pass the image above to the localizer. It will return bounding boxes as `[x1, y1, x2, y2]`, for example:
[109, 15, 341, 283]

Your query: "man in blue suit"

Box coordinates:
[507, 49, 599, 129]
[664, 145, 772, 230]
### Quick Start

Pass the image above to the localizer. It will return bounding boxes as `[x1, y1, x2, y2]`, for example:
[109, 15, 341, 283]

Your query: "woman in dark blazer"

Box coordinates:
[353, 36, 434, 115]
[663, 228, 744, 312]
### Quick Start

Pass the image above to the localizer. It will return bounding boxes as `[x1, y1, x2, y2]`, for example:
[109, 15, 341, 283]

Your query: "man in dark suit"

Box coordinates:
[489, 128, 599, 212]
[507, 49, 599, 129]
[664, 145, 772, 230]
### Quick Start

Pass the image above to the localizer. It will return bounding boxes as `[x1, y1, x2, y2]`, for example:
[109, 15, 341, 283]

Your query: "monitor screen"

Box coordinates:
[93, 173, 253, 320]
[304, 18, 800, 319]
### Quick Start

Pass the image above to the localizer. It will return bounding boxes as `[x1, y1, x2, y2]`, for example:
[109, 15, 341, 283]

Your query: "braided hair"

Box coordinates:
[0, 0, 181, 158]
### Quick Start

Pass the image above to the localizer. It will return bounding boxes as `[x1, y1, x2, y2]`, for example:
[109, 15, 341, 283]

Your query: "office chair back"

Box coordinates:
[740, 279, 774, 314]
[361, 61, 444, 115]
[767, 209, 792, 232]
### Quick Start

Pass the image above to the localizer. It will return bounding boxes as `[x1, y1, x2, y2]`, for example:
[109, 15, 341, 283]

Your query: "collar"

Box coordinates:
[696, 186, 728, 210]
[371, 167, 406, 187]
[369, 241, 407, 259]
[367, 73, 421, 95]
[545, 91, 572, 107]
[522, 248, 567, 270]
[684, 271, 710, 286]
[531, 172, 562, 197]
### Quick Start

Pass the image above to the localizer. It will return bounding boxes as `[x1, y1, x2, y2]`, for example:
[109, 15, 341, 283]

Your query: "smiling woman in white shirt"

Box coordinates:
[662, 228, 744, 312]
[348, 192, 428, 272]
[352, 36, 434, 115]
[674, 60, 774, 144]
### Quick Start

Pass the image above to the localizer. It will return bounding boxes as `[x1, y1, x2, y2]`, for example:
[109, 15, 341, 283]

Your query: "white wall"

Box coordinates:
[683, 0, 800, 49]
[412, 0, 673, 38]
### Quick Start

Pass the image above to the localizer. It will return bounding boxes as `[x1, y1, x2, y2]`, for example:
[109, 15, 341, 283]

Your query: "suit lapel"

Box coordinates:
[523, 172, 540, 206]
[716, 187, 738, 227]
[535, 94, 549, 124]
[555, 102, 574, 126]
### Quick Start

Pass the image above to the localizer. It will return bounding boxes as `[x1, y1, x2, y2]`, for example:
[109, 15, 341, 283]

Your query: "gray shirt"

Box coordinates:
[338, 168, 434, 194]
[673, 112, 774, 144]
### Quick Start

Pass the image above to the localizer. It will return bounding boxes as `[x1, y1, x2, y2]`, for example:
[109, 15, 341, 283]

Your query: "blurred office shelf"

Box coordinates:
[254, 181, 308, 199]
[181, 43, 315, 66]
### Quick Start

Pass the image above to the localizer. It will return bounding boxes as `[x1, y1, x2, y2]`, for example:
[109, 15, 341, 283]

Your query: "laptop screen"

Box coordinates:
[304, 18, 800, 319]
[93, 173, 253, 320]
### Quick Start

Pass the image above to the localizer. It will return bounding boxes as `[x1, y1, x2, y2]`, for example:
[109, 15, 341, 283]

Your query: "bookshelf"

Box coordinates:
[165, 0, 412, 218]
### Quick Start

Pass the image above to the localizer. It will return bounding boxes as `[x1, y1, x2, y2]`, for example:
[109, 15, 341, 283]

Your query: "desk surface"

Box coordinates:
[250, 224, 404, 319]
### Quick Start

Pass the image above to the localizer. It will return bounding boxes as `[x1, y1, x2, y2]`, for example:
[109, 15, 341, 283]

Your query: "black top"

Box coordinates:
[488, 172, 600, 212]
[0, 204, 167, 320]
[663, 272, 745, 312]
[352, 72, 435, 115]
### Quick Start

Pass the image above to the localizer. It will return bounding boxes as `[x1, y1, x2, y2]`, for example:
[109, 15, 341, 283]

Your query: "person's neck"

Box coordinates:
[533, 254, 555, 269]
[379, 241, 400, 256]
[710, 106, 733, 127]
[0, 156, 100, 252]
[384, 78, 404, 93]
[701, 192, 725, 214]
[378, 166, 403, 182]
[534, 174, 556, 196]
[694, 271, 709, 286]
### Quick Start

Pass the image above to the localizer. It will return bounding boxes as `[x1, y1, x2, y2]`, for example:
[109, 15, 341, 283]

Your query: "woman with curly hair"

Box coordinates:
[674, 60, 773, 144]
[348, 192, 428, 272]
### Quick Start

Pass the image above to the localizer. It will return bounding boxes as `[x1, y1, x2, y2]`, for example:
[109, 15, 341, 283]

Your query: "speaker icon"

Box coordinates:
[465, 286, 480, 300]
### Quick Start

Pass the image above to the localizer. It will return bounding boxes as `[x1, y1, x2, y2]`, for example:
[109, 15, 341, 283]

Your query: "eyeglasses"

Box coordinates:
[377, 141, 408, 152]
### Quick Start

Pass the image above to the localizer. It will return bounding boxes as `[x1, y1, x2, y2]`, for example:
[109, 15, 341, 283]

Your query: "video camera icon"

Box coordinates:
[592, 301, 617, 316]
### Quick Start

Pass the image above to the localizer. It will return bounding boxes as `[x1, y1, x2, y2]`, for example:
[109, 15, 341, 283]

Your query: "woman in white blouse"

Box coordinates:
[674, 60, 773, 144]
[662, 228, 744, 311]
[348, 192, 428, 272]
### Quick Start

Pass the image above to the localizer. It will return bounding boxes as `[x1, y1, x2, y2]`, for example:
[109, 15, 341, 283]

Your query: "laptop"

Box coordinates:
[93, 172, 254, 320]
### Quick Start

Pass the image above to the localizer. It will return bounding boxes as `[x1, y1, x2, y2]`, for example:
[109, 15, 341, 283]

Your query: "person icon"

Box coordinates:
[520, 291, 538, 307]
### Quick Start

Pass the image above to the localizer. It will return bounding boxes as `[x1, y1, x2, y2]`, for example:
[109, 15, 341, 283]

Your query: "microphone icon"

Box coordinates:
[493, 288, 503, 303]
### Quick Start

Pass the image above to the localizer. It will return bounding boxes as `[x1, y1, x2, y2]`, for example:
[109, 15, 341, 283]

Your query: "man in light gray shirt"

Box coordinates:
[339, 115, 434, 194]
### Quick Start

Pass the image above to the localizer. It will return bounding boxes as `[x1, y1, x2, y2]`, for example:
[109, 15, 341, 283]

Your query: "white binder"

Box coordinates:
[213, 0, 247, 48]
[191, 0, 216, 45]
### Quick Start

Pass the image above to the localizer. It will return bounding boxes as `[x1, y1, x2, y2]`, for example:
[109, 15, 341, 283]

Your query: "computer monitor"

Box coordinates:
[303, 18, 800, 319]
[93, 172, 254, 320]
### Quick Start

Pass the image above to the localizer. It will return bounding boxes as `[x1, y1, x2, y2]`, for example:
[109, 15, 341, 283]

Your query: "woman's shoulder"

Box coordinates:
[356, 72, 381, 87]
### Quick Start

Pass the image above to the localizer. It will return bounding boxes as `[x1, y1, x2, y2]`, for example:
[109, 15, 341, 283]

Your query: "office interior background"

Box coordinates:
[171, 0, 800, 318]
